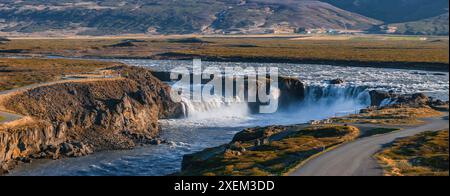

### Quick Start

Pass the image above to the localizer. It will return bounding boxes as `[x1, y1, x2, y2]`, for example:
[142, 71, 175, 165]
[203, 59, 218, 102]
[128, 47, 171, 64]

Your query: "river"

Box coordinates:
[9, 60, 449, 176]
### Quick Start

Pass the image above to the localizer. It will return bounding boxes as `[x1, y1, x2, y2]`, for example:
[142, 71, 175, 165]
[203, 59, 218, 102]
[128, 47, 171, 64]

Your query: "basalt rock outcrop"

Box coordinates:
[369, 90, 448, 108]
[248, 76, 305, 113]
[278, 77, 305, 107]
[150, 71, 306, 113]
[328, 78, 345, 85]
[369, 90, 397, 106]
[0, 66, 183, 173]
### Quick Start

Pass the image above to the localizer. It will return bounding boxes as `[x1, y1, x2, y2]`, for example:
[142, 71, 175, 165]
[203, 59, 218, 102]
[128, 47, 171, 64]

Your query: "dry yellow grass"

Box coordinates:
[180, 125, 360, 176]
[0, 58, 121, 91]
[1, 35, 448, 70]
[375, 130, 449, 176]
[334, 107, 443, 125]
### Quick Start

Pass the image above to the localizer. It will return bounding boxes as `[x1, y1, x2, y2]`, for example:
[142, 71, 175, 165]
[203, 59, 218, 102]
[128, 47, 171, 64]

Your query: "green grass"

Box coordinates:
[0, 115, 4, 122]
[179, 125, 360, 176]
[375, 130, 449, 176]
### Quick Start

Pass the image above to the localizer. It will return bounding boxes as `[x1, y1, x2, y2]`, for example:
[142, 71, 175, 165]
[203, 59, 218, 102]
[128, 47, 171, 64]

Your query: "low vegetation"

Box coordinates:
[333, 106, 443, 125]
[375, 130, 449, 176]
[0, 58, 120, 91]
[174, 36, 449, 67]
[179, 125, 360, 176]
[388, 13, 449, 36]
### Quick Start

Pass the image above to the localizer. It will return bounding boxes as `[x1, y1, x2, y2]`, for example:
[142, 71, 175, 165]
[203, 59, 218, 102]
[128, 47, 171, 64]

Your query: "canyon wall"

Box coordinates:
[0, 66, 183, 173]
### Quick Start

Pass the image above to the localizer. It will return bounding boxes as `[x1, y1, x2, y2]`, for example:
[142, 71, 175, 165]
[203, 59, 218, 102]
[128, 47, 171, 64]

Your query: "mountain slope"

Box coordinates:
[384, 13, 449, 35]
[0, 0, 447, 36]
[0, 0, 380, 35]
[323, 0, 449, 23]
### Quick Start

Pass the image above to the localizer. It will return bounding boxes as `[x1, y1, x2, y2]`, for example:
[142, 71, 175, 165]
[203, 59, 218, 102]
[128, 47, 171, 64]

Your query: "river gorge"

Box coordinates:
[6, 60, 449, 176]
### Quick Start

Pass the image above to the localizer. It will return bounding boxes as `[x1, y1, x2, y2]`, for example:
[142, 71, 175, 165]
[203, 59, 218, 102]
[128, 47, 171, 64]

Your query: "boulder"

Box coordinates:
[277, 77, 305, 109]
[370, 90, 432, 107]
[369, 90, 396, 106]
[328, 78, 344, 85]
[396, 93, 430, 107]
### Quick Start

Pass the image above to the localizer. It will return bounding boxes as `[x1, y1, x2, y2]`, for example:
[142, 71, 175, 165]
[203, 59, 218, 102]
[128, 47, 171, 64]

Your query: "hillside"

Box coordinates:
[324, 0, 449, 23]
[383, 13, 449, 36]
[0, 0, 380, 36]
[0, 0, 447, 36]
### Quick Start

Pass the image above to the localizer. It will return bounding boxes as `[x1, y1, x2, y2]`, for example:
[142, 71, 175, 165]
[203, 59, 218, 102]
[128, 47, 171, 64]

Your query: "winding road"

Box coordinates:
[289, 115, 449, 176]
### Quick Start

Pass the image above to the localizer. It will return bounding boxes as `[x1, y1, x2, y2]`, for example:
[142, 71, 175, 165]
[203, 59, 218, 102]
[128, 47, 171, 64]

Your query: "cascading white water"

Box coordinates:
[181, 95, 250, 120]
[380, 98, 397, 107]
[302, 85, 370, 106]
[179, 84, 281, 120]
[286, 85, 370, 120]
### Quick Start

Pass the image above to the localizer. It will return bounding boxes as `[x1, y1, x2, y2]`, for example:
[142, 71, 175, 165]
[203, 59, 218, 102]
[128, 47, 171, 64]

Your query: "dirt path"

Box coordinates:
[0, 76, 122, 124]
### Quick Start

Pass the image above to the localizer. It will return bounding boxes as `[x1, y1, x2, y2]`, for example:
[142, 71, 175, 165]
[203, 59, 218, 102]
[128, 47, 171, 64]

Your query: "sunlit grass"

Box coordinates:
[375, 130, 449, 176]
[333, 107, 443, 125]
[180, 125, 360, 176]
[1, 36, 448, 66]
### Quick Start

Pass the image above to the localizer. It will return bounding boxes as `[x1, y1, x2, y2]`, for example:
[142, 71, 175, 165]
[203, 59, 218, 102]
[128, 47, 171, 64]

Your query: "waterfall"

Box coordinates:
[287, 85, 370, 119]
[302, 85, 370, 106]
[180, 95, 250, 120]
[178, 84, 370, 120]
[380, 98, 397, 107]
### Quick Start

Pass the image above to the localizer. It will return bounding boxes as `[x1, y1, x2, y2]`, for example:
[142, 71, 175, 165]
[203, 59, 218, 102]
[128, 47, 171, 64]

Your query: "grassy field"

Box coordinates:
[0, 115, 4, 122]
[1, 35, 448, 71]
[0, 58, 120, 91]
[179, 125, 360, 176]
[375, 130, 449, 176]
[176, 36, 449, 65]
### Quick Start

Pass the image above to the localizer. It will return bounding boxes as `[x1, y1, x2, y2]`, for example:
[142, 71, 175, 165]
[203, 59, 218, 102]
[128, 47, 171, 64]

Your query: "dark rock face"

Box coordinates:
[277, 77, 305, 109]
[369, 90, 434, 107]
[328, 78, 345, 85]
[278, 77, 305, 100]
[247, 76, 305, 113]
[0, 66, 183, 172]
[0, 121, 58, 172]
[397, 93, 430, 106]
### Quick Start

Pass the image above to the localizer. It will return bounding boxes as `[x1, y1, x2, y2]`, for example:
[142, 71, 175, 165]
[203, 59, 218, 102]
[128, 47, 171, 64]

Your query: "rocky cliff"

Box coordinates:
[0, 66, 183, 174]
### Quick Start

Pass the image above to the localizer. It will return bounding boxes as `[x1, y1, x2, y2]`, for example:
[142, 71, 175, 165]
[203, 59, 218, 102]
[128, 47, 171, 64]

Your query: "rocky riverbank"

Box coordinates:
[179, 124, 360, 176]
[0, 66, 183, 174]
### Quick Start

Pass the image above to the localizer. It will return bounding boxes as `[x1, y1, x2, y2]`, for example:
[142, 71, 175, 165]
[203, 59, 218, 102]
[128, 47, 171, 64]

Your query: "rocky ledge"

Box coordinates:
[0, 66, 183, 174]
[369, 90, 449, 109]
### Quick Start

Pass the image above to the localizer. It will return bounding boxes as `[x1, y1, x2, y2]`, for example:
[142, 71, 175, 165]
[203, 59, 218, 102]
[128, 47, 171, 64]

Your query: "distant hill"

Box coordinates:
[0, 0, 446, 36]
[383, 13, 449, 35]
[323, 0, 449, 23]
